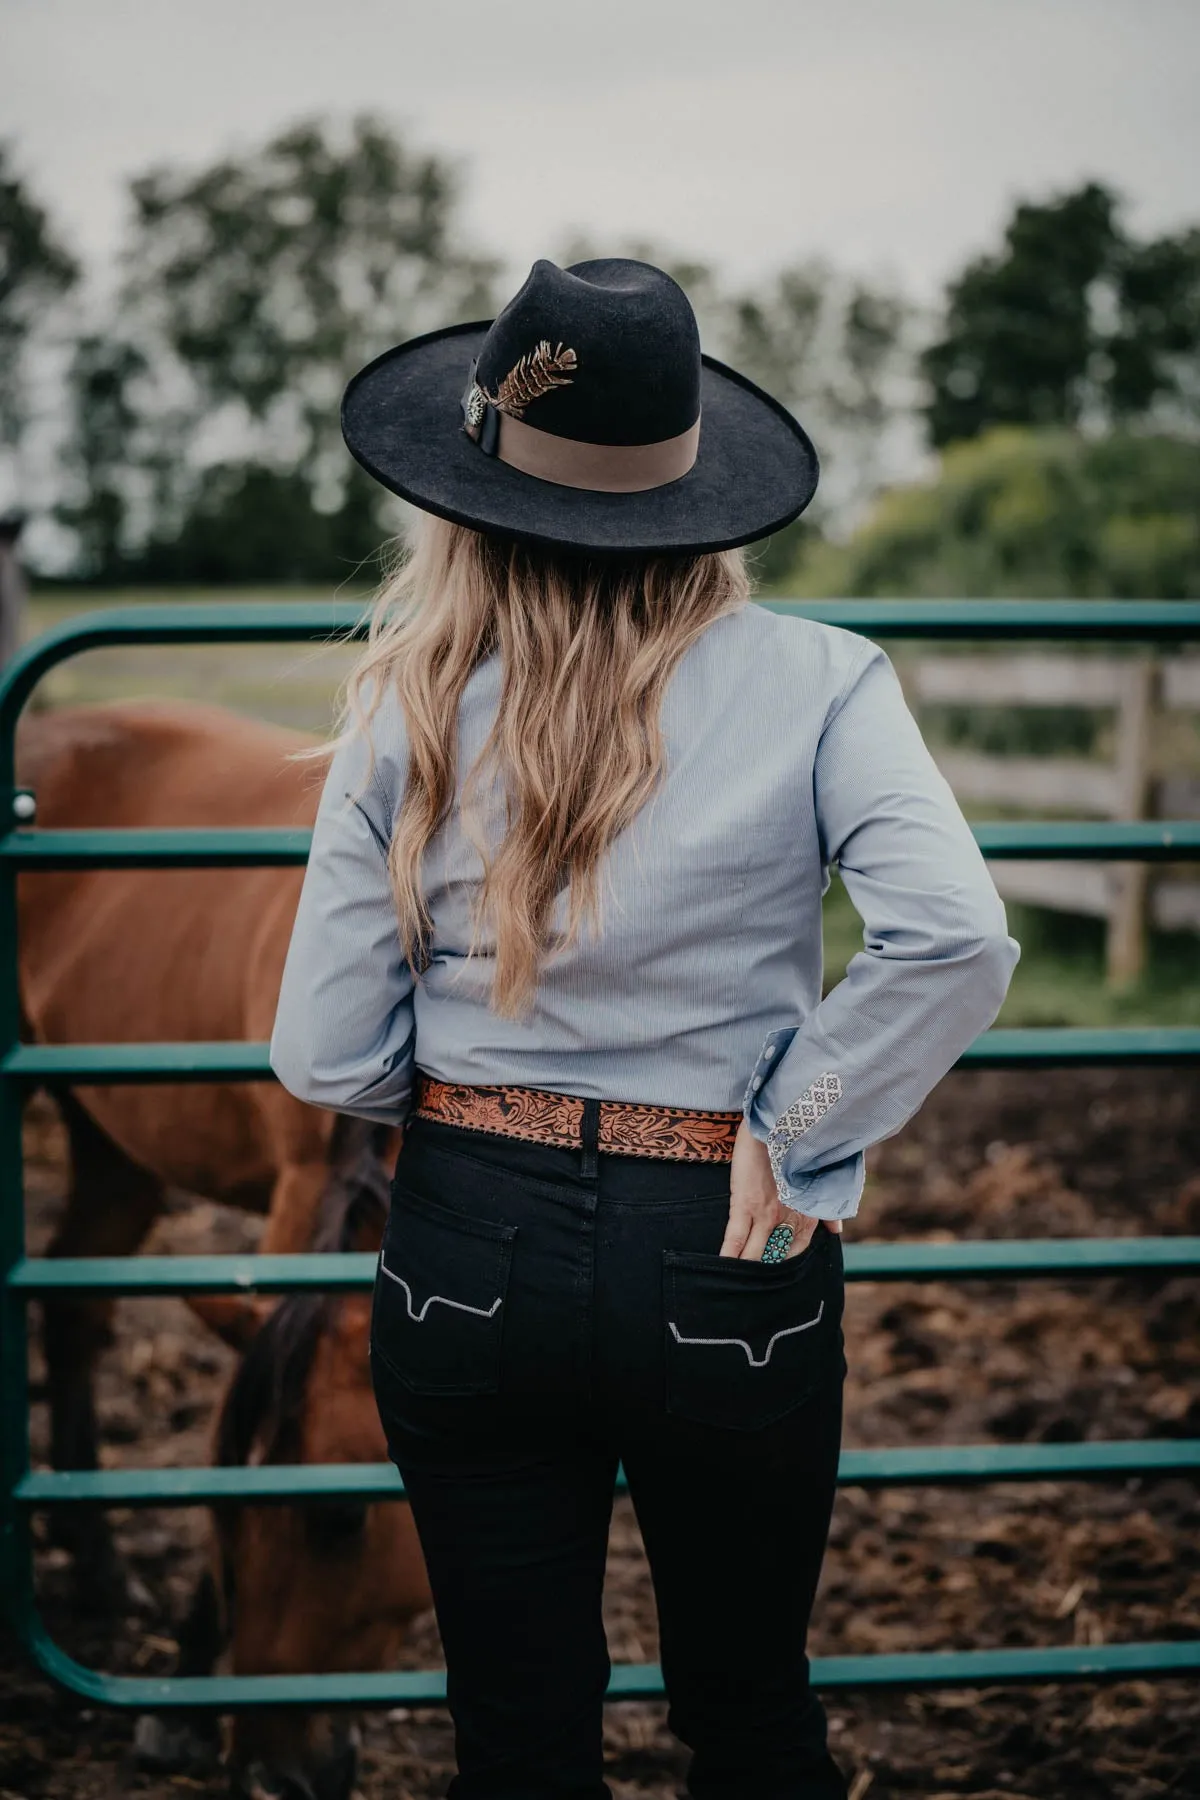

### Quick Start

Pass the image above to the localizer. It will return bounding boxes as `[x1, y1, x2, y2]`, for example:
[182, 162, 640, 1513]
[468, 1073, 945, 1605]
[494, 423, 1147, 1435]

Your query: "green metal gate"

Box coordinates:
[2, 598, 1198, 1710]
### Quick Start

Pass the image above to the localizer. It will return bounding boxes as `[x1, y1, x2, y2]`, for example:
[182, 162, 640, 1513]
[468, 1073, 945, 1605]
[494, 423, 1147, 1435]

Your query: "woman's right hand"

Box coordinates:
[720, 1117, 843, 1262]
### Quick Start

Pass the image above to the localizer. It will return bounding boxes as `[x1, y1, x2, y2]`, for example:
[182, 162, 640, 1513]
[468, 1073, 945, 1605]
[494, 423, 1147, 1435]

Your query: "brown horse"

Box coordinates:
[17, 700, 431, 1800]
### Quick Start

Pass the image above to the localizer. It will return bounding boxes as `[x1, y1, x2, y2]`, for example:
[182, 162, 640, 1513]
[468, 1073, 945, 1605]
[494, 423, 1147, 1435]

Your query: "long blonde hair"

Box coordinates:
[339, 512, 750, 1017]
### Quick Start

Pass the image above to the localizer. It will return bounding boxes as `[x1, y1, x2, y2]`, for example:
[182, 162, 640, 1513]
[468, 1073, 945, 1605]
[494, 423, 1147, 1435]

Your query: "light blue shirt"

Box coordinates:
[270, 603, 1019, 1219]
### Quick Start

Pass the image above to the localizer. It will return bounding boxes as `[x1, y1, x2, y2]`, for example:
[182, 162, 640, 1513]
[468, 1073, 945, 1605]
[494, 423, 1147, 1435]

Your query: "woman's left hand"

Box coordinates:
[720, 1117, 844, 1262]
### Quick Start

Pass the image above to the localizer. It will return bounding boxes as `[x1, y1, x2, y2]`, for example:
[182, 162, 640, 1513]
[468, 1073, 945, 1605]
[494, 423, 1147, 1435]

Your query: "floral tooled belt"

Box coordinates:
[411, 1071, 741, 1163]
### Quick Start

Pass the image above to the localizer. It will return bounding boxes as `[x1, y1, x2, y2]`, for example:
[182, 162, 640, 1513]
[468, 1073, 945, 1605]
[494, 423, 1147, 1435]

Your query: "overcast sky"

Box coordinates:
[5, 0, 1200, 304]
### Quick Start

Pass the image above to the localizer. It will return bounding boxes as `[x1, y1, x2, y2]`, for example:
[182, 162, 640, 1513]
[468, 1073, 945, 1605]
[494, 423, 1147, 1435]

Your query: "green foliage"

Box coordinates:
[557, 233, 910, 520]
[48, 116, 499, 583]
[924, 702, 1098, 759]
[12, 147, 1200, 590]
[989, 904, 1200, 1029]
[922, 181, 1200, 447]
[135, 462, 385, 585]
[789, 427, 1200, 600]
[0, 142, 78, 446]
[55, 336, 149, 580]
[123, 115, 498, 489]
[821, 880, 1200, 1028]
[745, 517, 825, 592]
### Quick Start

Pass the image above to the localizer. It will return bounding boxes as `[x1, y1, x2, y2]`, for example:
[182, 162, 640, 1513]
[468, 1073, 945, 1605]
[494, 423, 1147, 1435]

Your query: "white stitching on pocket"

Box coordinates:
[668, 1300, 824, 1369]
[379, 1248, 503, 1323]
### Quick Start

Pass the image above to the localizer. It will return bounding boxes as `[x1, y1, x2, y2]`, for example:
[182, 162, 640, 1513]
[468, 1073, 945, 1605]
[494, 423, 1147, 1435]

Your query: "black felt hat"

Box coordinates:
[341, 257, 819, 556]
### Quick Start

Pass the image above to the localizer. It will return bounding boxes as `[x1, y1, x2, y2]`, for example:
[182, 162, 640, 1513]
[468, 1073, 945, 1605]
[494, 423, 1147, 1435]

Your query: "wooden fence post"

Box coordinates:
[910, 649, 1199, 962]
[1106, 658, 1159, 989]
[0, 516, 27, 673]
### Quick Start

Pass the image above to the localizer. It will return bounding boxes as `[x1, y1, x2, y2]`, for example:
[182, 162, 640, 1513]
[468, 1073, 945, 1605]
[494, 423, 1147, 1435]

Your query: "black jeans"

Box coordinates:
[369, 1107, 848, 1800]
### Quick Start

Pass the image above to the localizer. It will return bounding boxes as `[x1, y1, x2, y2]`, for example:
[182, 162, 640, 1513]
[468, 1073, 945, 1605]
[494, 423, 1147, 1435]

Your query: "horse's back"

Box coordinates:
[17, 701, 333, 1198]
[17, 699, 319, 828]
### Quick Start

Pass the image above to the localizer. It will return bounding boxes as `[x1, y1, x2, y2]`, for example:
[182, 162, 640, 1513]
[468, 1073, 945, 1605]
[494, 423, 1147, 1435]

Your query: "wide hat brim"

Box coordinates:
[341, 320, 819, 556]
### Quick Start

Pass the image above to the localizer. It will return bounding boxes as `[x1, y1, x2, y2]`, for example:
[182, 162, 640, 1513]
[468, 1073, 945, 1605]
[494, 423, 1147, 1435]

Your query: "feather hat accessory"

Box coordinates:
[486, 340, 578, 417]
[342, 257, 818, 555]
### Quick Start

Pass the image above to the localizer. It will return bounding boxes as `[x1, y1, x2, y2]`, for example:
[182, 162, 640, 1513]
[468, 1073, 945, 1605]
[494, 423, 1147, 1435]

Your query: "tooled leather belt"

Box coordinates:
[412, 1070, 741, 1163]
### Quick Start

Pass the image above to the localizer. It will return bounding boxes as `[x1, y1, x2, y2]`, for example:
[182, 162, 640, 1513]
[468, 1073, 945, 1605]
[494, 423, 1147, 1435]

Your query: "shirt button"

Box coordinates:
[751, 1076, 762, 1091]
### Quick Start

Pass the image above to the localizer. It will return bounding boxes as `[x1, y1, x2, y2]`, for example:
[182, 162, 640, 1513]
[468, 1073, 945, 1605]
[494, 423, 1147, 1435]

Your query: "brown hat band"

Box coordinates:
[495, 413, 701, 493]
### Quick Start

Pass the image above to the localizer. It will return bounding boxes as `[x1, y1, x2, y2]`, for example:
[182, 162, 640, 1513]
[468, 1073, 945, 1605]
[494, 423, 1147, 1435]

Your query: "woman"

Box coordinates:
[271, 257, 1019, 1800]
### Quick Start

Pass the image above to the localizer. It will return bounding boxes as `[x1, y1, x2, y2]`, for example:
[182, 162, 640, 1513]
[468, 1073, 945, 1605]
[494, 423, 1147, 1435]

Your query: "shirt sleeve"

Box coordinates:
[742, 641, 1020, 1221]
[269, 722, 417, 1125]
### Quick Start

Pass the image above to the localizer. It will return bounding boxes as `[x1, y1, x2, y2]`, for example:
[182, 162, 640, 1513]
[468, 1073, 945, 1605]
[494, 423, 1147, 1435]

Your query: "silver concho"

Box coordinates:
[463, 382, 487, 438]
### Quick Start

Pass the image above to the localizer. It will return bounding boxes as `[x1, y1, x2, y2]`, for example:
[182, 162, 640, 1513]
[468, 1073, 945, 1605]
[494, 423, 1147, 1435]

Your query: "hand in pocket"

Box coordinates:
[720, 1117, 843, 1261]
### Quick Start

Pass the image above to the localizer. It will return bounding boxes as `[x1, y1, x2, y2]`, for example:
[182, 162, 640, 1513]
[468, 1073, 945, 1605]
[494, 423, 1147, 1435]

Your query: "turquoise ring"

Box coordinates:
[761, 1223, 794, 1264]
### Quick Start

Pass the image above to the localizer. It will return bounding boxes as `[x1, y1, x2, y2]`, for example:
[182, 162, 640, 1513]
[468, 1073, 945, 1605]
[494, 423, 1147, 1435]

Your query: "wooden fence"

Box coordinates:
[0, 520, 26, 674]
[903, 652, 1200, 985]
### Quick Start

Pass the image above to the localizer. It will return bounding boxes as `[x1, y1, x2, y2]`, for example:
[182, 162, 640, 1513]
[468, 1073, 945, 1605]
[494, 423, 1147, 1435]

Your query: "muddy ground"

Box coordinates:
[2, 1067, 1198, 1800]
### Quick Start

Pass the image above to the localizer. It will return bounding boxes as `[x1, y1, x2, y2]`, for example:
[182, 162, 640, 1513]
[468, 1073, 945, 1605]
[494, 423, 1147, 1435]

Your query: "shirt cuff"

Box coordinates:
[741, 1026, 799, 1136]
[772, 1152, 864, 1221]
[742, 1026, 858, 1218]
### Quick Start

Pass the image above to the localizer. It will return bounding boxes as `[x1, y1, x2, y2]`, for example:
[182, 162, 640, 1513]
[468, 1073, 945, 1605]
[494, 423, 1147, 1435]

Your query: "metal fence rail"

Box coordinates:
[2, 599, 1197, 1712]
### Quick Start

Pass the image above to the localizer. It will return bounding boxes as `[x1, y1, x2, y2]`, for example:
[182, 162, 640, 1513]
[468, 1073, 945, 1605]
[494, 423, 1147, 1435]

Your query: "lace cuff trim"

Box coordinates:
[766, 1071, 843, 1199]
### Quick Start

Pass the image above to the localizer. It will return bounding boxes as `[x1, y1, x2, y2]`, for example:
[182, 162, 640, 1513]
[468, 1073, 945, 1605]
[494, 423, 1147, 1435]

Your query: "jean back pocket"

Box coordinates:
[371, 1183, 516, 1396]
[663, 1231, 843, 1430]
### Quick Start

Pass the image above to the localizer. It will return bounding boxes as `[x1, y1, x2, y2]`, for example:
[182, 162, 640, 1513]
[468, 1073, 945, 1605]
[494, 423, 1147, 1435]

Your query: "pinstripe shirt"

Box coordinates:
[270, 603, 1019, 1219]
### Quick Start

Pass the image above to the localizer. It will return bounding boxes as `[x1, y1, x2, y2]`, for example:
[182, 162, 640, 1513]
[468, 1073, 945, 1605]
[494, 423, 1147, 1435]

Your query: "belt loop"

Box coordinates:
[580, 1098, 601, 1179]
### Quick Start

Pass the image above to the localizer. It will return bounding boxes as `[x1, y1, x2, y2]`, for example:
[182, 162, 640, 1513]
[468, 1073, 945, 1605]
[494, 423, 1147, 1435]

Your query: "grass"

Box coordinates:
[20, 586, 1200, 1031]
[24, 587, 362, 735]
[821, 881, 1199, 1029]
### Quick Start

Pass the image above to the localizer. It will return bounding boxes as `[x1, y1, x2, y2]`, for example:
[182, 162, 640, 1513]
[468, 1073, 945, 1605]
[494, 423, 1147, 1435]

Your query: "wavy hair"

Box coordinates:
[337, 513, 750, 1017]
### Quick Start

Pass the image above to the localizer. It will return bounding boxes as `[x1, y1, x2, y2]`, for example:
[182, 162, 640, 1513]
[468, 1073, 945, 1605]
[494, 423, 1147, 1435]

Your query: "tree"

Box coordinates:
[720, 265, 910, 557]
[0, 142, 78, 450]
[922, 182, 1200, 446]
[55, 335, 149, 581]
[1108, 226, 1200, 424]
[786, 427, 1200, 600]
[556, 234, 910, 568]
[134, 461, 385, 585]
[47, 114, 503, 580]
[120, 115, 499, 514]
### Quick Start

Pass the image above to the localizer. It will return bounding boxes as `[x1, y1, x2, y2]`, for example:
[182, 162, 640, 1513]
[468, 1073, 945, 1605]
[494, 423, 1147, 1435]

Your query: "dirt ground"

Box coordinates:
[2, 1066, 1198, 1800]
